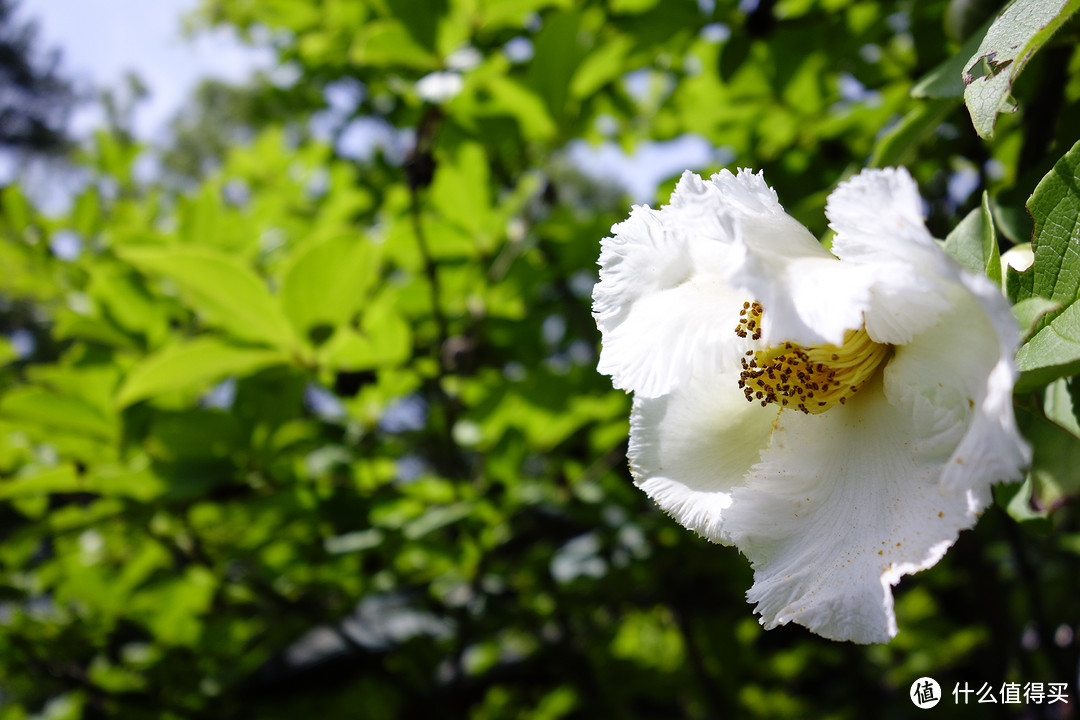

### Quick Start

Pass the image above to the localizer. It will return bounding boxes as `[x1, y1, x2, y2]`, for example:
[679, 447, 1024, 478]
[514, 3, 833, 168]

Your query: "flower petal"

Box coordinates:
[885, 271, 1030, 494]
[595, 275, 749, 398]
[827, 168, 953, 344]
[629, 370, 778, 544]
[593, 206, 692, 336]
[723, 375, 992, 644]
[593, 203, 751, 397]
[669, 169, 871, 348]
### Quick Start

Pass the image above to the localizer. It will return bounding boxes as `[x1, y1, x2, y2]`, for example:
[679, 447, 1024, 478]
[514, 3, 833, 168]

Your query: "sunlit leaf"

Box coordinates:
[962, 0, 1080, 138]
[0, 464, 82, 499]
[0, 388, 116, 441]
[1010, 140, 1080, 390]
[116, 337, 290, 408]
[279, 235, 381, 341]
[119, 245, 297, 348]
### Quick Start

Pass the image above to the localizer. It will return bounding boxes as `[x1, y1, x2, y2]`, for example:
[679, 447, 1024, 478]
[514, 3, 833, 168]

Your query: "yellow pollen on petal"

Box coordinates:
[735, 301, 889, 415]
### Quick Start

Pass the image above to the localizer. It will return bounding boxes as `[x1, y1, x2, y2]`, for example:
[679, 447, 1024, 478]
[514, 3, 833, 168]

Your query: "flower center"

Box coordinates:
[734, 301, 889, 414]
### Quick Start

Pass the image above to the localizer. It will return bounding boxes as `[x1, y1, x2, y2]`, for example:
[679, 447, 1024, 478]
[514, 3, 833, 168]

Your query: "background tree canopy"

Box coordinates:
[1, 0, 1080, 717]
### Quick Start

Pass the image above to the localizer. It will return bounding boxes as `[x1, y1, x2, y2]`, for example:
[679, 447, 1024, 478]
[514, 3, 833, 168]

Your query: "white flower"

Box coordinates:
[592, 167, 1030, 643]
[416, 71, 463, 103]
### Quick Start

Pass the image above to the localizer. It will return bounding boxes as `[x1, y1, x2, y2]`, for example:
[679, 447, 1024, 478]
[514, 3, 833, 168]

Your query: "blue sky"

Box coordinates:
[14, 1, 718, 207]
[19, 0, 272, 140]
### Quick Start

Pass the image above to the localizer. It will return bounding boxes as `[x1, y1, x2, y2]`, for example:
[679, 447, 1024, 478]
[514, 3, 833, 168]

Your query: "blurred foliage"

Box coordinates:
[0, 0, 1079, 718]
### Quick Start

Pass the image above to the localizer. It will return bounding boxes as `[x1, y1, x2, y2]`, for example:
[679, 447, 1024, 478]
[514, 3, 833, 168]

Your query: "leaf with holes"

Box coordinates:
[962, 0, 1080, 138]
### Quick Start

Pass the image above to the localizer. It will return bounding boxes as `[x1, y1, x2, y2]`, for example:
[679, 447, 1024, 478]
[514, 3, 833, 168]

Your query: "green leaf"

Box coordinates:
[0, 388, 116, 441]
[484, 75, 558, 141]
[1012, 296, 1059, 341]
[1015, 300, 1080, 392]
[718, 34, 752, 85]
[348, 19, 439, 69]
[570, 36, 634, 100]
[962, 0, 1080, 138]
[944, 191, 1001, 284]
[280, 236, 380, 341]
[609, 0, 660, 11]
[71, 189, 101, 238]
[1018, 409, 1080, 513]
[0, 336, 18, 366]
[1044, 377, 1080, 437]
[0, 184, 32, 232]
[528, 10, 586, 121]
[403, 502, 473, 539]
[385, 0, 447, 52]
[430, 142, 494, 242]
[131, 566, 217, 646]
[868, 101, 954, 169]
[87, 264, 169, 345]
[996, 476, 1050, 528]
[119, 245, 296, 348]
[479, 0, 572, 30]
[1014, 140, 1080, 306]
[1010, 140, 1080, 390]
[911, 16, 993, 99]
[318, 304, 412, 371]
[116, 337, 290, 408]
[0, 464, 82, 500]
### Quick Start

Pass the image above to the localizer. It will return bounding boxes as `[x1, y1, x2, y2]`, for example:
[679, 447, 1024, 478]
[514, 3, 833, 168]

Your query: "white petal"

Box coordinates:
[668, 169, 871, 348]
[593, 206, 692, 335]
[593, 203, 750, 397]
[630, 370, 778, 544]
[596, 277, 748, 397]
[827, 168, 953, 344]
[1001, 243, 1034, 273]
[827, 167, 937, 263]
[885, 271, 1030, 493]
[723, 376, 992, 644]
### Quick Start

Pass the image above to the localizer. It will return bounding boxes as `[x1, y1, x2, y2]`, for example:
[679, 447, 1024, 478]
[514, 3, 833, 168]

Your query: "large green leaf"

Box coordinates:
[528, 10, 586, 122]
[1015, 140, 1080, 306]
[119, 245, 296, 348]
[1010, 140, 1080, 390]
[0, 388, 116, 441]
[115, 337, 290, 408]
[279, 236, 380, 341]
[962, 0, 1080, 138]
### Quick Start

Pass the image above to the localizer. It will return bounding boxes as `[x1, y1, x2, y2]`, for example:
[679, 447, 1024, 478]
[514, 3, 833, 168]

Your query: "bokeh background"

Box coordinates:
[1, 0, 1079, 717]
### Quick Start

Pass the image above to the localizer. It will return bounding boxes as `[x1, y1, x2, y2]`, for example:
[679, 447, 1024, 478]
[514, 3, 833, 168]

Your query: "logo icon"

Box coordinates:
[911, 677, 942, 709]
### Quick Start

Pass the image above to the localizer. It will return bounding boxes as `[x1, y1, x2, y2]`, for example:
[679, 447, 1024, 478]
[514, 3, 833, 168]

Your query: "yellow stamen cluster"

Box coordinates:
[734, 301, 889, 414]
